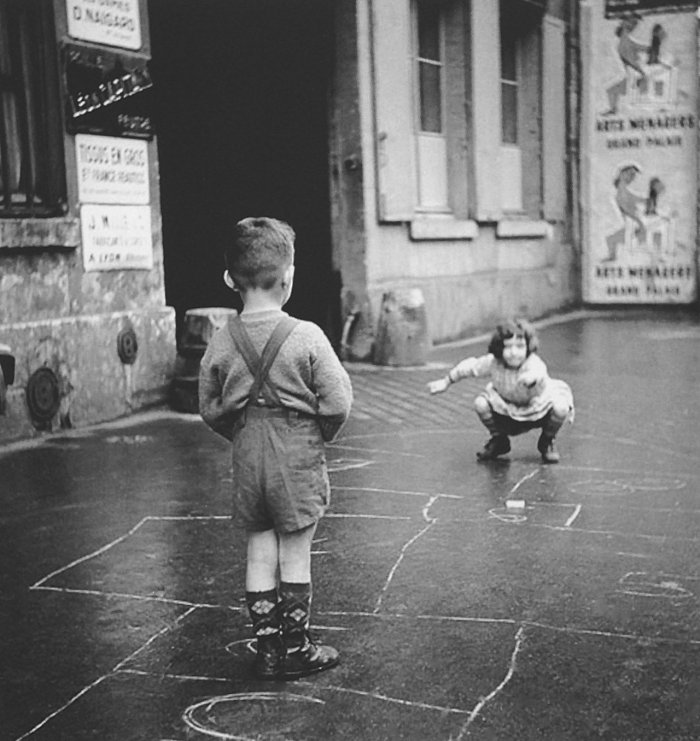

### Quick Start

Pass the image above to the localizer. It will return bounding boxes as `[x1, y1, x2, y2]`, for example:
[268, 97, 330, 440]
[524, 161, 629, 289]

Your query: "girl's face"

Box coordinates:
[502, 335, 528, 369]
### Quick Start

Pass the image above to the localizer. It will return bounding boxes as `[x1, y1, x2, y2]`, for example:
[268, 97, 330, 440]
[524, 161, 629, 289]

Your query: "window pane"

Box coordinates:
[500, 34, 517, 82]
[501, 82, 518, 144]
[419, 62, 442, 133]
[500, 1, 519, 146]
[417, 1, 440, 61]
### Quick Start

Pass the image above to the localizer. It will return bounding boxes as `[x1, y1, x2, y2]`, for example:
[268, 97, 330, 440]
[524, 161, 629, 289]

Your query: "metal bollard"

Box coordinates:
[373, 288, 429, 367]
[171, 308, 237, 413]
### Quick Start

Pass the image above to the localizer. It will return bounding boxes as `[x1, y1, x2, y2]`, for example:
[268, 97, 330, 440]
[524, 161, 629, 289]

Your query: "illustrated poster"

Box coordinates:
[581, 1, 698, 303]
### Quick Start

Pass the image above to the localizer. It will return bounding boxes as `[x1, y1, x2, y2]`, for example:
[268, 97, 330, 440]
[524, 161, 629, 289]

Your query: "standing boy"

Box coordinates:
[199, 217, 353, 680]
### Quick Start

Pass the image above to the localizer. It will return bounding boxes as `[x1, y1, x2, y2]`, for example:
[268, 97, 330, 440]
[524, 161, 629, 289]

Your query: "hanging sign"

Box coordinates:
[81, 204, 153, 271]
[581, 1, 698, 303]
[64, 44, 153, 139]
[76, 134, 149, 204]
[66, 0, 142, 50]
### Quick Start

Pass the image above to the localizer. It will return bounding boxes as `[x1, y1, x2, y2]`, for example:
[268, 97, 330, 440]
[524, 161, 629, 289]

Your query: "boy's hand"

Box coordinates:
[427, 377, 451, 394]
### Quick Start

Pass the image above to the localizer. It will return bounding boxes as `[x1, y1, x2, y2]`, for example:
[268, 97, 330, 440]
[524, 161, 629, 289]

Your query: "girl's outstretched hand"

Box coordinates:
[427, 377, 450, 394]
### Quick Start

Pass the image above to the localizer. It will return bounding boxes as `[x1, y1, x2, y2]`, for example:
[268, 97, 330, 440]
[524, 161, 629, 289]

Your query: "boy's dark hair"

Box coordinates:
[226, 217, 295, 290]
[488, 318, 539, 360]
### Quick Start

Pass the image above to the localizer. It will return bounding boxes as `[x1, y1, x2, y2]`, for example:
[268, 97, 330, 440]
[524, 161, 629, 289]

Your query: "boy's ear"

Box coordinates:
[281, 265, 295, 287]
[223, 270, 238, 291]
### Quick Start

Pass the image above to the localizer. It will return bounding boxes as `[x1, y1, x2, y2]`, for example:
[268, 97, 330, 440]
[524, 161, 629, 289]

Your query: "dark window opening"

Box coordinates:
[0, 0, 65, 217]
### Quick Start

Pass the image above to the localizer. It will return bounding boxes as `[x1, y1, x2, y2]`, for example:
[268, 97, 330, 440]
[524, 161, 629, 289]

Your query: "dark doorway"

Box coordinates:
[149, 0, 336, 341]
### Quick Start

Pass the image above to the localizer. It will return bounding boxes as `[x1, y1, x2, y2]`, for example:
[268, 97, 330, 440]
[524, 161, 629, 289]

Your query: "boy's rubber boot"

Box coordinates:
[280, 633, 340, 680]
[253, 634, 284, 680]
[278, 581, 340, 680]
[476, 435, 511, 461]
[246, 589, 283, 680]
[537, 433, 560, 464]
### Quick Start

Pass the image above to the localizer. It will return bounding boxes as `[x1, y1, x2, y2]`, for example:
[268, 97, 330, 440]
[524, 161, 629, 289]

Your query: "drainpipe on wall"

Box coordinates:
[0, 344, 15, 416]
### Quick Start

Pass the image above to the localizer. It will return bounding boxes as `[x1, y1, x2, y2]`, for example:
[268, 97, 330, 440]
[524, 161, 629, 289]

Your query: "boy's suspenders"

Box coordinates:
[228, 315, 299, 409]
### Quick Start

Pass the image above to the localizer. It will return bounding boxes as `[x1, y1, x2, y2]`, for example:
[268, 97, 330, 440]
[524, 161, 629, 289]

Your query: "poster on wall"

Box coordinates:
[66, 0, 142, 50]
[581, 1, 698, 303]
[76, 134, 149, 204]
[81, 204, 153, 271]
[605, 1, 698, 17]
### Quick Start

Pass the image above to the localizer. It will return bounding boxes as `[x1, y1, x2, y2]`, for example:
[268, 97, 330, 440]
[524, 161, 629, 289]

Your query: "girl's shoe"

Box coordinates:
[279, 634, 340, 680]
[476, 435, 510, 461]
[537, 433, 560, 464]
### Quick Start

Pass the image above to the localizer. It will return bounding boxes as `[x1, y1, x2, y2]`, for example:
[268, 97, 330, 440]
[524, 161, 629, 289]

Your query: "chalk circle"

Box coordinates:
[224, 638, 256, 657]
[225, 627, 345, 658]
[618, 572, 694, 600]
[624, 477, 686, 492]
[328, 458, 374, 472]
[488, 507, 527, 524]
[567, 477, 686, 496]
[183, 692, 325, 740]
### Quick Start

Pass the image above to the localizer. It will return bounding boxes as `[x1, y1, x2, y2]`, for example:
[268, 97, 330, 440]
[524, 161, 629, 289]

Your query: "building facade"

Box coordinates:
[0, 0, 174, 441]
[7, 0, 691, 442]
[332, 0, 579, 359]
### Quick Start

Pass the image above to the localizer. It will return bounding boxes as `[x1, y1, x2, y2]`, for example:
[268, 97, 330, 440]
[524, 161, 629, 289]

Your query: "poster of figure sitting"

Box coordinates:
[581, 1, 698, 303]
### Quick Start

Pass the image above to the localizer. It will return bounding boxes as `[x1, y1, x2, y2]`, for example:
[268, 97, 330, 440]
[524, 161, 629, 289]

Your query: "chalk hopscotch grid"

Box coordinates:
[23, 492, 505, 741]
[21, 463, 700, 741]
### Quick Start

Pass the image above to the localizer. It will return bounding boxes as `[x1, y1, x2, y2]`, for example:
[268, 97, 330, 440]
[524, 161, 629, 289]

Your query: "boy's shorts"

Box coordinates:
[230, 406, 330, 534]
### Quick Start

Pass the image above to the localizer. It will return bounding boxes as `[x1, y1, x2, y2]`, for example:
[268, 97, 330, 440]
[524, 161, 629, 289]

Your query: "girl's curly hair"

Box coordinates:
[488, 318, 539, 360]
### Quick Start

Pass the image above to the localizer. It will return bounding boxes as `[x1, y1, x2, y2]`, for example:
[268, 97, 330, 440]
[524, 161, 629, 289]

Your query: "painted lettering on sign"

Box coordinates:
[67, 0, 142, 50]
[64, 44, 153, 139]
[76, 134, 149, 204]
[81, 204, 153, 271]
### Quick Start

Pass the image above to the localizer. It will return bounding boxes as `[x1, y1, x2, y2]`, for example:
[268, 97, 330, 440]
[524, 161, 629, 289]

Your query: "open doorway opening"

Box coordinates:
[149, 0, 337, 342]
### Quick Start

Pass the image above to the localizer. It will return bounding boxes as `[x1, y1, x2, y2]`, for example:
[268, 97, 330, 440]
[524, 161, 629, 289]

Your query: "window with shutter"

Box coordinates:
[498, 0, 544, 218]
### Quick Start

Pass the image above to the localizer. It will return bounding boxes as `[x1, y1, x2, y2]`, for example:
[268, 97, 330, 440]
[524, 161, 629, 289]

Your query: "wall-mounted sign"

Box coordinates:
[581, 2, 698, 303]
[81, 204, 153, 271]
[605, 1, 697, 17]
[66, 0, 142, 50]
[64, 44, 153, 139]
[76, 134, 149, 204]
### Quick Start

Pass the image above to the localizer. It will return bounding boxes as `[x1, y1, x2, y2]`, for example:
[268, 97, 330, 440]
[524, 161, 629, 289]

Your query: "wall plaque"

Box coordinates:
[66, 0, 142, 50]
[81, 204, 153, 271]
[76, 134, 149, 204]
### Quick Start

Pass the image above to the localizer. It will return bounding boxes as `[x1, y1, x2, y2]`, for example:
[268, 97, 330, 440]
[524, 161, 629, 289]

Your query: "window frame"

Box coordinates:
[412, 0, 449, 213]
[498, 0, 544, 218]
[0, 0, 66, 218]
[410, 0, 471, 221]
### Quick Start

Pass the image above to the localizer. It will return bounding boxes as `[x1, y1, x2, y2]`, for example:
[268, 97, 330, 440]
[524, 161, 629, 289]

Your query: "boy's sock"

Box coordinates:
[245, 589, 283, 679]
[278, 581, 312, 652]
[278, 581, 339, 679]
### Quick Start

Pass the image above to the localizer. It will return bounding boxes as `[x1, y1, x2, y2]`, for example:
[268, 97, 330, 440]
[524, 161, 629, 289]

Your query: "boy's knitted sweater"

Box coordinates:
[199, 309, 353, 442]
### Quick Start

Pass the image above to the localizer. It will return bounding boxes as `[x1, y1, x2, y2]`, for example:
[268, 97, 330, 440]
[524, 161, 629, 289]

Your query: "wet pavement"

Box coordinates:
[1, 309, 700, 741]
